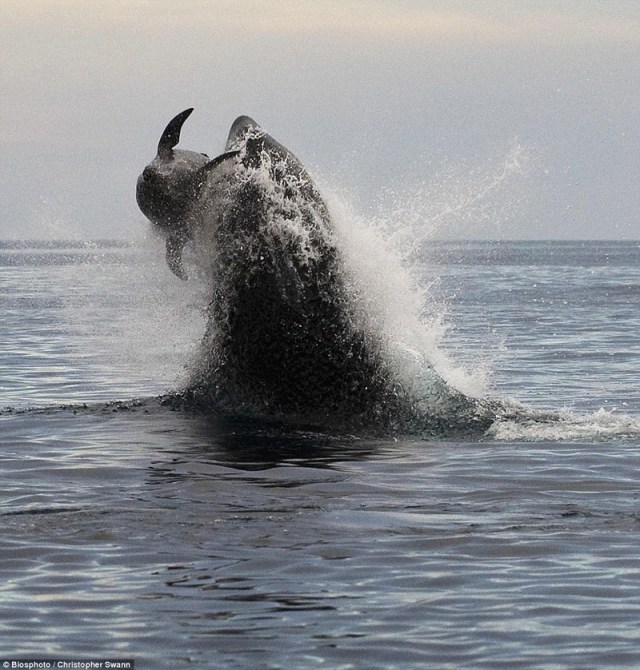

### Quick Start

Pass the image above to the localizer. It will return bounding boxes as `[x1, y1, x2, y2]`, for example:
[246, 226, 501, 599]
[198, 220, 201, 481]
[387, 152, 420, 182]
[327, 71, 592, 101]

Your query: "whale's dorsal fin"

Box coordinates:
[158, 108, 194, 159]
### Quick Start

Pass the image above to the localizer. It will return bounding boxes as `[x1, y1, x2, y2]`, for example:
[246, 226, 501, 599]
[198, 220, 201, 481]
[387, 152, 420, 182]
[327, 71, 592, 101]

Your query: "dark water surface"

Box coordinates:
[1, 241, 640, 668]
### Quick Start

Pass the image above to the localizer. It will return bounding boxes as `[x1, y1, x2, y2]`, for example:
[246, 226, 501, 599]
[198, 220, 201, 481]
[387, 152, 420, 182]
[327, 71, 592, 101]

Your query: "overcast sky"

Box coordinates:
[1, 0, 638, 240]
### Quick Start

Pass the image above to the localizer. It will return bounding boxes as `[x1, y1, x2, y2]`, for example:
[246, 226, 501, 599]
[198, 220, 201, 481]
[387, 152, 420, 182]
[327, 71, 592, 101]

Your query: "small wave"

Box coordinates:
[488, 405, 640, 442]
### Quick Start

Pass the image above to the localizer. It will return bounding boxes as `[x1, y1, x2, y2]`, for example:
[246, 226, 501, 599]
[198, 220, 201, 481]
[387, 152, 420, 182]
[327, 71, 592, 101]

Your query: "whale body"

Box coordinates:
[137, 110, 494, 433]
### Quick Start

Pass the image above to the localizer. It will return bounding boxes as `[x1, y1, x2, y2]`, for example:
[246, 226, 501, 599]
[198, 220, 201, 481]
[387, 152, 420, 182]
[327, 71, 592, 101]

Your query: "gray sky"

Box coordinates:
[1, 0, 638, 239]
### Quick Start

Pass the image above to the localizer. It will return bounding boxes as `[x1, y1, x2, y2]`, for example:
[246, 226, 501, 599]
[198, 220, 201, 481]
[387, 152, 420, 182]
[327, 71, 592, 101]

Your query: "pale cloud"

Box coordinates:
[1, 0, 638, 239]
[3, 0, 639, 45]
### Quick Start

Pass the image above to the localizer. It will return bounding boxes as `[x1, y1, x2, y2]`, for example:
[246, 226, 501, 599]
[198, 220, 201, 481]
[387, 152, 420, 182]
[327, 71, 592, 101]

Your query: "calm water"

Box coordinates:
[1, 239, 640, 669]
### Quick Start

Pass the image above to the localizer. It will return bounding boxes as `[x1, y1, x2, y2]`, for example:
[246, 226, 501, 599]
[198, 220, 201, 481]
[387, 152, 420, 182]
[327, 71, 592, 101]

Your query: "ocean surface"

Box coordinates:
[1, 238, 640, 669]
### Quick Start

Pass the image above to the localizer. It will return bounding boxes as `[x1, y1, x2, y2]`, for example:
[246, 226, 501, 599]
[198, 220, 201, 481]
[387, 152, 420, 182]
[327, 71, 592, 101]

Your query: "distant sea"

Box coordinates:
[1, 239, 640, 669]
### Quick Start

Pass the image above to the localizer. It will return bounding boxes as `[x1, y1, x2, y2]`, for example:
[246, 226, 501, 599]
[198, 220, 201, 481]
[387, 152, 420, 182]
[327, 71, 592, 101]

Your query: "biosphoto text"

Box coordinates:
[2, 662, 134, 669]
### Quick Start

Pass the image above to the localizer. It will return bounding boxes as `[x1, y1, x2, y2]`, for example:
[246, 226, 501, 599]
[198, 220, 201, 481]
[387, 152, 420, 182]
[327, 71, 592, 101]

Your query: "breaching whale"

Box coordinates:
[137, 109, 494, 433]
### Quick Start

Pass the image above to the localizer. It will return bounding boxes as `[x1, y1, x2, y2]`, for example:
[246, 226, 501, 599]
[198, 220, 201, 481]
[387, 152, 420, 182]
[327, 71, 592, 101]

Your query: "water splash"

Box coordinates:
[489, 405, 640, 442]
[325, 193, 485, 401]
[318, 143, 534, 403]
[373, 142, 533, 255]
[59, 234, 207, 398]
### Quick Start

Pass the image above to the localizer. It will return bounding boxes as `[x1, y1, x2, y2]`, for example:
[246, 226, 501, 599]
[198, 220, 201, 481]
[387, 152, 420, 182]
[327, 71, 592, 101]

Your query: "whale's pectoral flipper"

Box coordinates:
[165, 233, 188, 281]
[158, 108, 194, 159]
